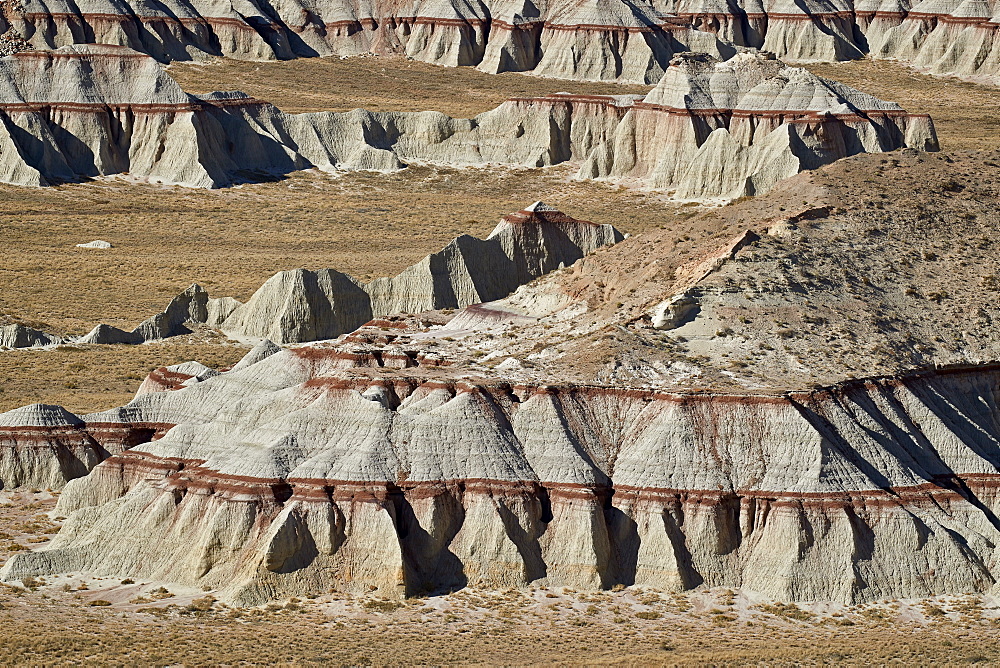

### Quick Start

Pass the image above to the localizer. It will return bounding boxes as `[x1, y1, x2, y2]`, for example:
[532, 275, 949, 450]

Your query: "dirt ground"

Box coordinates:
[1, 495, 998, 666]
[168, 54, 652, 117]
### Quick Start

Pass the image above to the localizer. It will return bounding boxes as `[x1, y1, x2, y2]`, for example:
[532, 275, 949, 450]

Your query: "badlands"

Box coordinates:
[0, 3, 999, 664]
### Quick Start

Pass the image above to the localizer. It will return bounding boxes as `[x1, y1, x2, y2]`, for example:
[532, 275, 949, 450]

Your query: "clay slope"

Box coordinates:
[7, 202, 622, 347]
[1, 335, 999, 605]
[0, 46, 935, 200]
[1, 152, 1000, 605]
[2, 0, 733, 82]
[5, 0, 1000, 82]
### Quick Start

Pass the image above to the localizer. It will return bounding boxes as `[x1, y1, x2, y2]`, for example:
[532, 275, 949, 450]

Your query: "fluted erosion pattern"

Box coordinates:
[3, 0, 734, 82]
[38, 202, 620, 346]
[0, 46, 934, 200]
[3, 343, 1000, 605]
[7, 0, 1000, 82]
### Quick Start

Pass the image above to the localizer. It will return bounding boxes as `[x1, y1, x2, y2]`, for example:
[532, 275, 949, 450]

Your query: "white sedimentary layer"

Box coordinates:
[5, 0, 733, 82]
[1, 344, 999, 605]
[2, 0, 997, 83]
[0, 324, 61, 348]
[0, 47, 935, 202]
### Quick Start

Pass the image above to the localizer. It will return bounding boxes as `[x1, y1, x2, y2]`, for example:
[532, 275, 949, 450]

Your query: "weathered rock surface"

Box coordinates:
[0, 404, 105, 489]
[2, 345, 1000, 605]
[578, 51, 937, 199]
[2, 153, 1000, 604]
[2, 0, 999, 83]
[77, 284, 220, 345]
[3, 0, 733, 82]
[224, 202, 624, 343]
[10, 203, 621, 347]
[0, 324, 61, 348]
[0, 46, 935, 201]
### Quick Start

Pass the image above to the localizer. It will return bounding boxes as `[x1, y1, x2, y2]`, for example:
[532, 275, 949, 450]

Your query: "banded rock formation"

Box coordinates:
[2, 340, 1000, 605]
[2, 151, 1000, 604]
[4, 0, 1000, 83]
[2, 0, 733, 82]
[0, 46, 935, 200]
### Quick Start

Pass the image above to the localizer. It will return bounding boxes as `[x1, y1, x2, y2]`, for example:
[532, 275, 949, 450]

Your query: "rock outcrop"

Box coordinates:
[3, 0, 1000, 83]
[0, 46, 935, 200]
[224, 202, 624, 343]
[3, 344, 1000, 605]
[2, 152, 1000, 605]
[77, 284, 233, 345]
[577, 51, 937, 199]
[1, 203, 622, 347]
[0, 324, 60, 348]
[4, 0, 732, 82]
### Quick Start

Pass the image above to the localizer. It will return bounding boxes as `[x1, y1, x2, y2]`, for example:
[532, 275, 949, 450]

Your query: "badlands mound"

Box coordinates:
[3, 202, 622, 348]
[0, 46, 934, 200]
[3, 0, 1000, 85]
[2, 150, 1000, 605]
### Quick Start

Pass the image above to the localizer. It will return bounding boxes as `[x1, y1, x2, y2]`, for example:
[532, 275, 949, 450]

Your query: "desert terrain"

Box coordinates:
[0, 492, 997, 665]
[1, 9, 1000, 662]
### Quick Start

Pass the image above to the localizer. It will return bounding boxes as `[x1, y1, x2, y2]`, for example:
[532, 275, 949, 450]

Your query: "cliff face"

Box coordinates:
[1, 0, 998, 83]
[2, 344, 999, 604]
[3, 0, 731, 82]
[0, 46, 935, 200]
[2, 152, 1000, 604]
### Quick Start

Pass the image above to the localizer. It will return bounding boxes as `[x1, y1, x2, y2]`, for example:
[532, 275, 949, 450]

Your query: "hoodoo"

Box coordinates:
[0, 47, 935, 199]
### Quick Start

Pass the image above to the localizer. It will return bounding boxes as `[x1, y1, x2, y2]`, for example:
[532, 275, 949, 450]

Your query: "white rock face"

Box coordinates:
[75, 240, 112, 249]
[0, 47, 935, 202]
[2, 345, 999, 605]
[6, 0, 732, 82]
[577, 51, 937, 200]
[2, 0, 997, 83]
[0, 324, 61, 348]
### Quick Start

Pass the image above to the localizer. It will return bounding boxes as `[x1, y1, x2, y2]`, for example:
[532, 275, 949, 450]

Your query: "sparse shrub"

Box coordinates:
[362, 599, 404, 613]
[635, 611, 661, 620]
[87, 600, 112, 607]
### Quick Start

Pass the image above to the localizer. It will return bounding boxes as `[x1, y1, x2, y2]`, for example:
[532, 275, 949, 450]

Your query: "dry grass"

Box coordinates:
[805, 59, 1000, 152]
[0, 342, 248, 414]
[168, 54, 652, 117]
[0, 165, 684, 337]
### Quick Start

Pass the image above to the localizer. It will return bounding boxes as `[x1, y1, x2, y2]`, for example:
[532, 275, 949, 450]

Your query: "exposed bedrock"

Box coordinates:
[4, 0, 1000, 82]
[0, 46, 935, 200]
[3, 346, 1000, 604]
[223, 202, 623, 343]
[5, 0, 734, 82]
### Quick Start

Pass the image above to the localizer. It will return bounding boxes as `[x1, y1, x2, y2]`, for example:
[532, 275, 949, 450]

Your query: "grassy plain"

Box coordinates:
[168, 54, 652, 117]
